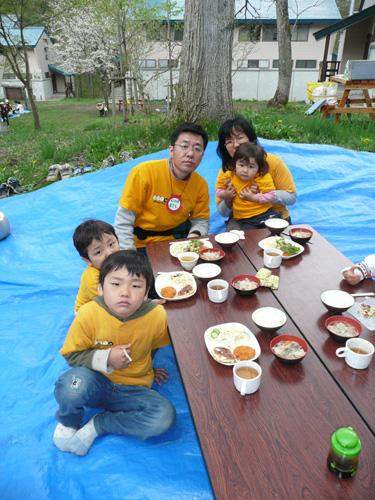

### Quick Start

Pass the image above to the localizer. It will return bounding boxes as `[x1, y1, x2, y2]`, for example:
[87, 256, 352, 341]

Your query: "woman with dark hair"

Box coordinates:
[216, 116, 296, 228]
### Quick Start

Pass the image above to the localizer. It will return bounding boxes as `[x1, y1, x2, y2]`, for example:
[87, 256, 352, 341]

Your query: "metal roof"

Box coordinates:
[0, 26, 45, 48]
[313, 4, 375, 40]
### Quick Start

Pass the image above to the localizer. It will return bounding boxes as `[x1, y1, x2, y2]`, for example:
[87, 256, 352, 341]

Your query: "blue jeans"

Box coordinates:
[54, 367, 176, 440]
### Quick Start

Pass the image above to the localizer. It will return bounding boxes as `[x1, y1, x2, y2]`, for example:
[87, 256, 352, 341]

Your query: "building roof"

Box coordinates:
[0, 25, 45, 48]
[48, 64, 74, 77]
[148, 0, 341, 23]
[313, 4, 375, 40]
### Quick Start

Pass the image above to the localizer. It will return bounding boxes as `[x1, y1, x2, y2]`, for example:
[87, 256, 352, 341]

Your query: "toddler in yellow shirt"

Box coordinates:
[53, 250, 175, 455]
[216, 143, 281, 229]
[73, 219, 120, 313]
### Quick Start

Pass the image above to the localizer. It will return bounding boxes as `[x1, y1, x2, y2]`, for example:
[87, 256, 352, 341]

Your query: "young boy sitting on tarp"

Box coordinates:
[53, 250, 175, 455]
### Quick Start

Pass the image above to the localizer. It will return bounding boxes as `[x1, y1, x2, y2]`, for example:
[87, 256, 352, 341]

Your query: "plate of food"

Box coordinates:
[155, 271, 197, 301]
[169, 239, 213, 258]
[204, 322, 261, 366]
[347, 297, 375, 331]
[258, 236, 304, 259]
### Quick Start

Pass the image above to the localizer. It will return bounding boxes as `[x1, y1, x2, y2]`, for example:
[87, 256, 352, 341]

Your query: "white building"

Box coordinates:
[139, 0, 342, 102]
[0, 18, 71, 101]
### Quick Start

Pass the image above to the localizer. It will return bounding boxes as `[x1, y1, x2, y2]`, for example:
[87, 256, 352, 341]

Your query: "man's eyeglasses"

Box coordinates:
[174, 142, 204, 154]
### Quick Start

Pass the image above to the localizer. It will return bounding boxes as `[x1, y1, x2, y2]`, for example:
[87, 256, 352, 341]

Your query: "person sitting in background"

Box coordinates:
[216, 116, 296, 228]
[53, 250, 175, 456]
[342, 255, 375, 285]
[115, 122, 209, 250]
[73, 219, 120, 313]
[14, 100, 25, 114]
[216, 143, 280, 230]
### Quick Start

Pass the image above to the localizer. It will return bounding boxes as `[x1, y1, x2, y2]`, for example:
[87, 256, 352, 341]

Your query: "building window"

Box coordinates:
[139, 59, 157, 69]
[291, 25, 309, 41]
[45, 72, 50, 78]
[295, 59, 316, 69]
[238, 25, 261, 42]
[44, 46, 49, 60]
[173, 25, 183, 41]
[237, 60, 266, 69]
[259, 59, 270, 69]
[262, 25, 277, 41]
[272, 60, 294, 69]
[158, 59, 178, 69]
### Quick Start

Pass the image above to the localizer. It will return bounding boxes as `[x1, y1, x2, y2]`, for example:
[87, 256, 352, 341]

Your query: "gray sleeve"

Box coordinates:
[273, 190, 297, 206]
[189, 217, 209, 237]
[63, 349, 96, 368]
[114, 206, 137, 250]
[216, 199, 232, 218]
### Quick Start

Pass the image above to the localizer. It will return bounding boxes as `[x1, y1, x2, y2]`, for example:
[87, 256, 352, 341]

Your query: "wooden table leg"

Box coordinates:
[363, 90, 375, 120]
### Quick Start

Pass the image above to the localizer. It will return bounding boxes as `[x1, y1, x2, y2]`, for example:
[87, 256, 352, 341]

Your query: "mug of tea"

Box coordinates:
[263, 248, 283, 269]
[233, 361, 262, 396]
[336, 338, 374, 369]
[207, 279, 229, 303]
[178, 251, 199, 271]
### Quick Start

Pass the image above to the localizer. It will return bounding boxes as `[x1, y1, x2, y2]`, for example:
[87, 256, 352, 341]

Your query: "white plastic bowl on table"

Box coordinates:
[251, 306, 287, 333]
[192, 263, 221, 281]
[264, 218, 289, 235]
[214, 232, 240, 249]
[320, 290, 355, 313]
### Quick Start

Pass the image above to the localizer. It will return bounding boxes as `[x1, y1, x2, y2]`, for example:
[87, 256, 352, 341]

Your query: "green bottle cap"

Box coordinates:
[331, 427, 361, 458]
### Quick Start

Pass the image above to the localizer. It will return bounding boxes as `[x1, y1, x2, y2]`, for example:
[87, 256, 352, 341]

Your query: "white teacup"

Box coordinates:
[178, 251, 199, 271]
[233, 361, 262, 396]
[263, 248, 283, 269]
[207, 279, 229, 303]
[336, 338, 374, 369]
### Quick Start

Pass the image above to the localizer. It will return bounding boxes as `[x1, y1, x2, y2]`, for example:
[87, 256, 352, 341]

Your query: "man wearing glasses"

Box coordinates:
[115, 123, 209, 250]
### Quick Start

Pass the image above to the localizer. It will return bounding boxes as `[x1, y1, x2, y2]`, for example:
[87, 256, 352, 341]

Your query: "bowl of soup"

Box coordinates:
[231, 274, 260, 296]
[325, 315, 362, 342]
[270, 335, 308, 364]
[199, 247, 225, 262]
[289, 227, 313, 245]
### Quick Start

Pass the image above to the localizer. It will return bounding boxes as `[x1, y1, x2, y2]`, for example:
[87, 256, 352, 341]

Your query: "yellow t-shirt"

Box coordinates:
[74, 266, 100, 313]
[219, 171, 276, 219]
[61, 300, 169, 387]
[119, 159, 209, 247]
[216, 152, 296, 219]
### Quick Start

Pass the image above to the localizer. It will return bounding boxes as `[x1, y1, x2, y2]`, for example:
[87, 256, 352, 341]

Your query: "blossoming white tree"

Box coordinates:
[51, 5, 119, 107]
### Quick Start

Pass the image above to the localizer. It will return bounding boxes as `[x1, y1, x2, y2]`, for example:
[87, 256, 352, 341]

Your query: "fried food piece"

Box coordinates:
[160, 286, 177, 298]
[178, 284, 193, 296]
[233, 345, 256, 361]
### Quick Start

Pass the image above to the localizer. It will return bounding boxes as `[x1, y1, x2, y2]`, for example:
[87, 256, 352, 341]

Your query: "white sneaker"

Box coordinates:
[66, 418, 98, 456]
[53, 423, 77, 452]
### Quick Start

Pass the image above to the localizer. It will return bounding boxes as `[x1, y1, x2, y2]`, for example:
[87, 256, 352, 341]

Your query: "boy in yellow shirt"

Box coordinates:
[73, 219, 120, 312]
[53, 250, 175, 456]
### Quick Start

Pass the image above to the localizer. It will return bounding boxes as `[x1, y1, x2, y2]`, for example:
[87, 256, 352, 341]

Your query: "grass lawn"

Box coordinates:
[0, 98, 374, 193]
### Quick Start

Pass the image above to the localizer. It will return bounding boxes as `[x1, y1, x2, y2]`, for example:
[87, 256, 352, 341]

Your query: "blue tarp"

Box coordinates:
[0, 139, 374, 499]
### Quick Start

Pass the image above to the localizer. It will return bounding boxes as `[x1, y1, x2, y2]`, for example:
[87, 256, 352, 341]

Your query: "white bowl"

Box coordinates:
[264, 218, 289, 235]
[178, 251, 199, 271]
[252, 307, 287, 332]
[320, 290, 355, 313]
[214, 232, 240, 249]
[192, 263, 221, 281]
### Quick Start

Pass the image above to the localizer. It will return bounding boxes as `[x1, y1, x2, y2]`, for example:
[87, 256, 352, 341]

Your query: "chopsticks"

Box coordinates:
[351, 292, 375, 298]
[169, 237, 210, 244]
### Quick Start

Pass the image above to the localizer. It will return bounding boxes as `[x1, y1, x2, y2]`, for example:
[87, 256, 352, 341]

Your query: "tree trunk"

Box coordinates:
[174, 0, 234, 122]
[268, 0, 292, 106]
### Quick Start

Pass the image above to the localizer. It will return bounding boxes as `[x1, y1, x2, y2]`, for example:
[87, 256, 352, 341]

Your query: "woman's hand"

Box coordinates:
[240, 186, 258, 201]
[108, 344, 132, 370]
[343, 266, 363, 286]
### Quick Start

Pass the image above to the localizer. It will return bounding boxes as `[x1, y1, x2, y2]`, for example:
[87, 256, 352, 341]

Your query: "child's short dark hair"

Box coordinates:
[99, 250, 153, 291]
[73, 219, 118, 259]
[233, 143, 269, 176]
[170, 122, 208, 150]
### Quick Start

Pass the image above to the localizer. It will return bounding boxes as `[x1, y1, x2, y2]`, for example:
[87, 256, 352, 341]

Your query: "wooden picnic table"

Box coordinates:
[147, 230, 375, 499]
[321, 76, 375, 122]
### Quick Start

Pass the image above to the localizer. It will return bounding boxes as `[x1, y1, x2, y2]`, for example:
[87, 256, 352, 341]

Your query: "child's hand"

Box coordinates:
[343, 266, 363, 286]
[240, 186, 258, 201]
[220, 181, 236, 204]
[153, 367, 169, 385]
[249, 182, 259, 194]
[108, 344, 132, 370]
